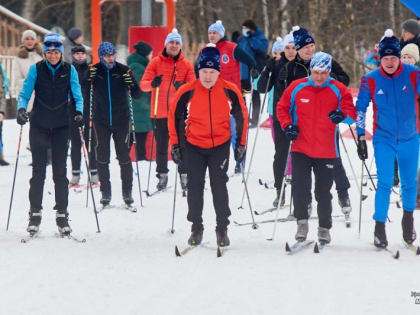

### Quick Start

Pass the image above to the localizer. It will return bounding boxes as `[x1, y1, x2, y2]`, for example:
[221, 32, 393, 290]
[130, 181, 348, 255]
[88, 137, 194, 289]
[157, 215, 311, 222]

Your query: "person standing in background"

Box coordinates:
[0, 61, 10, 165]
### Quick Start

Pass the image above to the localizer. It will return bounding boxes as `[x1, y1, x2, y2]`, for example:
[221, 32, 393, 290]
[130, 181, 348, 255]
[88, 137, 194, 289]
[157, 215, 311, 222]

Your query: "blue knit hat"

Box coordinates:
[271, 37, 284, 54]
[208, 20, 225, 38]
[98, 41, 116, 57]
[43, 33, 63, 54]
[310, 52, 332, 71]
[284, 32, 295, 47]
[197, 43, 220, 72]
[165, 28, 182, 46]
[292, 26, 315, 50]
[378, 29, 401, 59]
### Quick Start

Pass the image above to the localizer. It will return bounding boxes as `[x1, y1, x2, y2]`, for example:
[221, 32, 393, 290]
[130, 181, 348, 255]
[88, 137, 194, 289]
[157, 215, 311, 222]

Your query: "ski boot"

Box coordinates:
[374, 221, 388, 248]
[27, 210, 42, 234]
[402, 210, 417, 244]
[180, 173, 188, 190]
[318, 227, 331, 244]
[69, 172, 80, 185]
[216, 227, 230, 247]
[156, 173, 168, 191]
[338, 194, 352, 215]
[123, 191, 134, 205]
[234, 161, 242, 174]
[0, 151, 9, 166]
[56, 211, 72, 235]
[100, 191, 112, 206]
[90, 170, 99, 185]
[273, 186, 286, 208]
[188, 228, 204, 246]
[295, 219, 309, 241]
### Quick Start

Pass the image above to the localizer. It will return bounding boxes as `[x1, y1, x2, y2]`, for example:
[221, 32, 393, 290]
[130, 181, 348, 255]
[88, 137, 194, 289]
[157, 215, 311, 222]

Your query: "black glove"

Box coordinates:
[17, 108, 29, 125]
[266, 58, 276, 72]
[171, 145, 182, 164]
[173, 81, 185, 90]
[250, 68, 259, 79]
[357, 135, 368, 160]
[74, 111, 84, 127]
[328, 109, 345, 124]
[277, 66, 288, 81]
[123, 72, 134, 88]
[151, 75, 163, 88]
[234, 145, 246, 163]
[284, 124, 299, 141]
[89, 66, 97, 80]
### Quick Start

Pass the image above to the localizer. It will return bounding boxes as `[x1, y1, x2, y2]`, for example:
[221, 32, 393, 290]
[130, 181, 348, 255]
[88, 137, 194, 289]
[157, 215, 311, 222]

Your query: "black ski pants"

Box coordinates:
[29, 124, 69, 212]
[250, 90, 261, 125]
[134, 132, 148, 161]
[94, 122, 133, 195]
[273, 120, 290, 190]
[69, 120, 97, 174]
[292, 152, 335, 229]
[185, 140, 231, 231]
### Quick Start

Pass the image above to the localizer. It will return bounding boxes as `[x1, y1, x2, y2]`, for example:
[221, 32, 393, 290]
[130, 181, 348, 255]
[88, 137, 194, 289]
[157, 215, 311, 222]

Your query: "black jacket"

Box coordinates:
[72, 61, 90, 118]
[91, 61, 140, 126]
[400, 35, 420, 52]
[258, 53, 350, 123]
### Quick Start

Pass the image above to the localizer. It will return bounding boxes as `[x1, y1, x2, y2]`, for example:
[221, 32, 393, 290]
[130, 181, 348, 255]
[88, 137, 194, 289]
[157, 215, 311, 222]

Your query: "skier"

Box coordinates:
[0, 61, 10, 166]
[258, 25, 353, 215]
[16, 33, 84, 235]
[63, 27, 91, 64]
[278, 52, 356, 244]
[356, 29, 420, 248]
[401, 43, 420, 66]
[140, 29, 195, 192]
[89, 42, 141, 208]
[69, 45, 98, 186]
[400, 19, 420, 51]
[168, 44, 248, 247]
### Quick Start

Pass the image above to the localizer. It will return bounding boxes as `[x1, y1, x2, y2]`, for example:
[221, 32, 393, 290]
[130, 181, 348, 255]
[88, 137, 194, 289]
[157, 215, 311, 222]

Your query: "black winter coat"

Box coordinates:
[71, 61, 90, 118]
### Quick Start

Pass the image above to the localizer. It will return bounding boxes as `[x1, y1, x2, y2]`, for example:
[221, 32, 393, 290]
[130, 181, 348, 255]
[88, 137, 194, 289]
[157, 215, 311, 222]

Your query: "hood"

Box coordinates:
[17, 42, 42, 59]
[127, 52, 149, 67]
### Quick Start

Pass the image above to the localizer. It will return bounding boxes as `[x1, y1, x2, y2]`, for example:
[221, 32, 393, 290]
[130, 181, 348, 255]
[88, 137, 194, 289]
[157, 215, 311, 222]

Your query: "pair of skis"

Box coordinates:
[97, 203, 137, 213]
[21, 231, 86, 243]
[174, 243, 227, 258]
[285, 240, 327, 254]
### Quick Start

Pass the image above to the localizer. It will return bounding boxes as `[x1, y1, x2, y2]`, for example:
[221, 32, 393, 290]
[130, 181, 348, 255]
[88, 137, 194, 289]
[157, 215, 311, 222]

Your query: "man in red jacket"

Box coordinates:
[277, 52, 356, 245]
[168, 44, 248, 247]
[140, 29, 195, 191]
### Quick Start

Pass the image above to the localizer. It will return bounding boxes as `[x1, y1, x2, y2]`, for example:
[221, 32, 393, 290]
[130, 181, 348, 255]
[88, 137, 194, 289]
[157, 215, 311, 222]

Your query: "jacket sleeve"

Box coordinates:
[130, 64, 149, 110]
[249, 33, 268, 53]
[227, 85, 248, 147]
[1, 64, 9, 95]
[233, 46, 256, 69]
[277, 83, 295, 129]
[70, 65, 84, 113]
[331, 59, 350, 86]
[168, 86, 191, 146]
[140, 59, 157, 92]
[17, 64, 37, 111]
[355, 75, 372, 136]
[184, 61, 195, 83]
[337, 84, 356, 125]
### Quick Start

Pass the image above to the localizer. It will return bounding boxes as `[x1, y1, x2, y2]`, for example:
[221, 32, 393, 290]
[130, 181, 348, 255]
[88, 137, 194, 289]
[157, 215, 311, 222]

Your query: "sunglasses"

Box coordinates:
[44, 41, 63, 48]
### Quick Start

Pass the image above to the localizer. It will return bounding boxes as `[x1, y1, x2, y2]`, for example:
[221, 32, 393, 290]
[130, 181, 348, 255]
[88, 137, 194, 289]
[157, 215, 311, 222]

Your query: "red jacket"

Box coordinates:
[277, 77, 356, 158]
[140, 50, 195, 119]
[217, 40, 241, 90]
[168, 77, 248, 149]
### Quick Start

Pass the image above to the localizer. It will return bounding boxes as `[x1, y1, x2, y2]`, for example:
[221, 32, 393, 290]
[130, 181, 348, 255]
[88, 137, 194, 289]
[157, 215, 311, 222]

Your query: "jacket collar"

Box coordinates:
[379, 60, 403, 78]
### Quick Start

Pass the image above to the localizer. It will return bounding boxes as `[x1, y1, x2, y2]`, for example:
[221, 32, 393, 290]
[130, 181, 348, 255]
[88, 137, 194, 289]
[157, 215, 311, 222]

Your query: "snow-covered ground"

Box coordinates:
[0, 105, 419, 314]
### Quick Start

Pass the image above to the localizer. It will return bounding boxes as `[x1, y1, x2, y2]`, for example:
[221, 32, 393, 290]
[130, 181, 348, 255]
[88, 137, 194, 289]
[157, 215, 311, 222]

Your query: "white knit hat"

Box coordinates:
[401, 43, 419, 63]
[21, 30, 37, 42]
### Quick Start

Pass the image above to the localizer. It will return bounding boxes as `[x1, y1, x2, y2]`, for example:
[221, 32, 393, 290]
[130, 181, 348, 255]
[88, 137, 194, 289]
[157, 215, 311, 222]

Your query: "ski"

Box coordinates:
[233, 215, 296, 227]
[254, 205, 291, 216]
[144, 186, 172, 197]
[71, 183, 100, 193]
[55, 232, 87, 243]
[217, 246, 227, 257]
[121, 204, 137, 213]
[97, 204, 137, 213]
[374, 245, 400, 259]
[313, 241, 328, 253]
[96, 204, 116, 213]
[21, 231, 41, 243]
[402, 240, 420, 255]
[285, 240, 314, 254]
[175, 241, 210, 257]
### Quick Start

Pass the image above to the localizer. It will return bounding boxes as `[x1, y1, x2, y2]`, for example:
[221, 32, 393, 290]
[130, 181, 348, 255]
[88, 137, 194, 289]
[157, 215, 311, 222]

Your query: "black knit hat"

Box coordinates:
[197, 43, 220, 72]
[71, 44, 86, 54]
[68, 27, 82, 41]
[402, 19, 420, 36]
[242, 19, 257, 31]
[133, 41, 153, 57]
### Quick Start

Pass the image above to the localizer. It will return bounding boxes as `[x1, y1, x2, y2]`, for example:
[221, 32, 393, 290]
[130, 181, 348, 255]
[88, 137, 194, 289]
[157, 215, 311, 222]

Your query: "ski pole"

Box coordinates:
[267, 142, 292, 241]
[170, 165, 178, 233]
[240, 163, 258, 229]
[6, 125, 23, 230]
[238, 70, 272, 209]
[78, 127, 101, 233]
[358, 159, 364, 238]
[86, 77, 94, 208]
[127, 84, 144, 207]
[145, 86, 159, 195]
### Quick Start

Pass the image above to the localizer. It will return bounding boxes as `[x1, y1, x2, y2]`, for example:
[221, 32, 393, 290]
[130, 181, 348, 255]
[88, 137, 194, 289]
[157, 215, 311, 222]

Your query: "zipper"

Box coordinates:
[107, 70, 113, 126]
[167, 61, 177, 113]
[208, 88, 215, 148]
[295, 62, 310, 77]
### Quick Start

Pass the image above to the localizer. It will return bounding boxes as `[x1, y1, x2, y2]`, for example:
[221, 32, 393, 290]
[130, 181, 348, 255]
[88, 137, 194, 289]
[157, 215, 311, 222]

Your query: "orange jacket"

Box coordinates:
[168, 77, 248, 149]
[140, 50, 195, 119]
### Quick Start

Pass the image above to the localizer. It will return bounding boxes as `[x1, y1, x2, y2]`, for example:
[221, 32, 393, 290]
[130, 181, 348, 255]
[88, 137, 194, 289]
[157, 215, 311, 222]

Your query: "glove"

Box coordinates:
[74, 111, 84, 127]
[266, 58, 276, 72]
[171, 145, 182, 164]
[173, 81, 185, 90]
[234, 145, 246, 163]
[277, 66, 288, 81]
[357, 135, 368, 160]
[151, 75, 163, 88]
[89, 66, 97, 80]
[250, 67, 259, 79]
[284, 124, 299, 141]
[17, 108, 29, 125]
[123, 72, 134, 88]
[328, 109, 345, 124]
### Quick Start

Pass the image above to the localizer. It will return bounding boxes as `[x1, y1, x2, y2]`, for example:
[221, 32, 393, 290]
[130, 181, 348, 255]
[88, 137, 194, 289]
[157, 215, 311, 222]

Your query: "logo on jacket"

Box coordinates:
[402, 85, 409, 92]
[377, 89, 384, 95]
[221, 54, 230, 64]
[300, 98, 310, 103]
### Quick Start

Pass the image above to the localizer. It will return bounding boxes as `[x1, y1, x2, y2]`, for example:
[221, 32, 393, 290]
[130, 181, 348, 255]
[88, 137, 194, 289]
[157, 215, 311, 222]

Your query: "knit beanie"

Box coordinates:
[67, 27, 82, 41]
[133, 41, 152, 57]
[242, 20, 257, 31]
[271, 37, 284, 54]
[21, 30, 37, 42]
[71, 44, 86, 54]
[378, 29, 401, 59]
[401, 43, 420, 63]
[402, 19, 420, 36]
[43, 33, 63, 54]
[197, 43, 220, 72]
[310, 52, 332, 71]
[208, 20, 225, 38]
[98, 42, 117, 69]
[292, 26, 315, 50]
[284, 32, 295, 47]
[165, 28, 182, 46]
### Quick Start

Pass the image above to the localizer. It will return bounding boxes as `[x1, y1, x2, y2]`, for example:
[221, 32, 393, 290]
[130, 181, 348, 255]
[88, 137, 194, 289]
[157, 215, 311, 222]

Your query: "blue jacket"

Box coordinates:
[356, 62, 420, 142]
[18, 60, 83, 113]
[237, 27, 268, 80]
[0, 63, 9, 95]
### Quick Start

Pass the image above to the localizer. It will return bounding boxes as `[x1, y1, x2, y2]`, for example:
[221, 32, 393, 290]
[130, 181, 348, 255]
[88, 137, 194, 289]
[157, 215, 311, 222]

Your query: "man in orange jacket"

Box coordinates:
[168, 44, 248, 247]
[140, 29, 195, 191]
